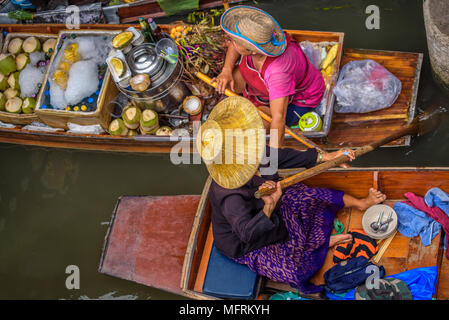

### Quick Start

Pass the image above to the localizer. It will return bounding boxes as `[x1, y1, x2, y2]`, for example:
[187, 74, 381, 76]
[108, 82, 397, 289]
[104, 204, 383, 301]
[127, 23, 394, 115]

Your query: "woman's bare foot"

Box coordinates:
[329, 233, 352, 247]
[358, 188, 387, 211]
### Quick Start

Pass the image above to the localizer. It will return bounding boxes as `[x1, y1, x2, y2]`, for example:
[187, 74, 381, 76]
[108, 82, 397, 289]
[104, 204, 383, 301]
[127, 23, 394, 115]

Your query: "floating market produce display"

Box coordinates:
[105, 24, 194, 137]
[38, 33, 115, 113]
[0, 33, 57, 118]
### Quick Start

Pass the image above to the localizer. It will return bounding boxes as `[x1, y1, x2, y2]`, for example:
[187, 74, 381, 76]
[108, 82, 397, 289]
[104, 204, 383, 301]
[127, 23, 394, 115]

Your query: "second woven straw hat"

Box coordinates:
[196, 96, 266, 189]
[220, 5, 287, 57]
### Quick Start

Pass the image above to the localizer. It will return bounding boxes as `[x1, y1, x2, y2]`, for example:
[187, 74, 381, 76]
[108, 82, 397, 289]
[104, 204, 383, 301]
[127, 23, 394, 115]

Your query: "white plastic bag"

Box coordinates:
[22, 121, 64, 132]
[333, 60, 402, 113]
[67, 122, 105, 135]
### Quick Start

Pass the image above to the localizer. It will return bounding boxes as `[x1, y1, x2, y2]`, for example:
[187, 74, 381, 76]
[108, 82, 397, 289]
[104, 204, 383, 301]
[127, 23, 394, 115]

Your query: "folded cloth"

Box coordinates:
[425, 188, 449, 215]
[332, 229, 378, 264]
[423, 188, 449, 258]
[393, 202, 441, 246]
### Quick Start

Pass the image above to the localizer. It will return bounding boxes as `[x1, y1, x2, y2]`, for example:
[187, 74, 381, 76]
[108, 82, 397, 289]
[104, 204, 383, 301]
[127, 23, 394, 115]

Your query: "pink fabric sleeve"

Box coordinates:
[264, 49, 299, 101]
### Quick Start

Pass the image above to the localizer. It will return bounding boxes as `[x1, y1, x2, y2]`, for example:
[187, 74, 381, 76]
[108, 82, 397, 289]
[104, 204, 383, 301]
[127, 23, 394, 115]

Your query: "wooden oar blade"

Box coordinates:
[416, 105, 446, 136]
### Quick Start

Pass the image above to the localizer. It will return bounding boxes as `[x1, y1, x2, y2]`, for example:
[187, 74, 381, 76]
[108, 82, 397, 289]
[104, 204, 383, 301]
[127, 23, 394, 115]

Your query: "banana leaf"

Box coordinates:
[157, 0, 199, 16]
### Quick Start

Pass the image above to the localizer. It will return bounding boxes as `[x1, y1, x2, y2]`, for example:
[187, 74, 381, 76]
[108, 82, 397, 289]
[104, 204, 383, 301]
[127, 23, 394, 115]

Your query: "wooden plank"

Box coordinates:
[406, 235, 441, 270]
[378, 257, 407, 275]
[381, 234, 409, 258]
[99, 195, 200, 297]
[437, 255, 449, 299]
[194, 225, 214, 292]
[379, 171, 449, 199]
[118, 0, 244, 23]
[265, 280, 296, 293]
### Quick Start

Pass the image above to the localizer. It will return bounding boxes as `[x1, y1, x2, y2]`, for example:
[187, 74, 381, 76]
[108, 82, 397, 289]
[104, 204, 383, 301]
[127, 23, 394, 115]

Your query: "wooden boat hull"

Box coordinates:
[99, 167, 449, 299]
[423, 0, 449, 92]
[0, 24, 422, 153]
[114, 0, 243, 23]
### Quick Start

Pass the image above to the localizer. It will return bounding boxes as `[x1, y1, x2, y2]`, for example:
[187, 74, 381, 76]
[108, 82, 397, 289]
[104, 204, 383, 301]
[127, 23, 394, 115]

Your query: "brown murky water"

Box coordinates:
[0, 0, 448, 299]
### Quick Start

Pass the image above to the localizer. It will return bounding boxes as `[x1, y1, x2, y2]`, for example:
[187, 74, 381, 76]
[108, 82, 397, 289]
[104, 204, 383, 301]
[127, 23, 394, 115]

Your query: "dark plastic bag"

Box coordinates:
[333, 59, 402, 113]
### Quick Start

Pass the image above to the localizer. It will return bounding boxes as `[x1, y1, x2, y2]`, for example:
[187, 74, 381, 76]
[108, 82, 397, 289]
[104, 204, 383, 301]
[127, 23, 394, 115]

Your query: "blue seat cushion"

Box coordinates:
[202, 242, 258, 299]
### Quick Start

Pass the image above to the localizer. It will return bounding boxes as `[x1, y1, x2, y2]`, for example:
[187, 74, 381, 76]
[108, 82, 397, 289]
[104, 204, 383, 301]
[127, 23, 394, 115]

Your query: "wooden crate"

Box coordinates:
[34, 29, 120, 130]
[0, 32, 57, 125]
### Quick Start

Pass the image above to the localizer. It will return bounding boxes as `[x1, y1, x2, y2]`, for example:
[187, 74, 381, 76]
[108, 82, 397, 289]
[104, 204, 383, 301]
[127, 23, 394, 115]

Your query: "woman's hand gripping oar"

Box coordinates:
[254, 111, 440, 199]
[195, 71, 325, 153]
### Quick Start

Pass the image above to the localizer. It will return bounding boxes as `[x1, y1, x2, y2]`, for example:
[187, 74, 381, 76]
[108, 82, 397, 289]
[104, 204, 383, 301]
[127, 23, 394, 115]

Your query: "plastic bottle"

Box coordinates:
[138, 17, 155, 43]
[148, 18, 163, 41]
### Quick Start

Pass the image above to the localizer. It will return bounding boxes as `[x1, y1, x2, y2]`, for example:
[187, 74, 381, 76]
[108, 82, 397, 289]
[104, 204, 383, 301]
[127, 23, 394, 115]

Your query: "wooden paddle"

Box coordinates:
[195, 71, 325, 152]
[254, 112, 440, 199]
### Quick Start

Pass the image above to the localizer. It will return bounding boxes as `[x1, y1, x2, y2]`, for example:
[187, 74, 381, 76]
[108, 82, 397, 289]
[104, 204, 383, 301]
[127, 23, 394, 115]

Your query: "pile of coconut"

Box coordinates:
[0, 36, 56, 115]
[108, 103, 173, 137]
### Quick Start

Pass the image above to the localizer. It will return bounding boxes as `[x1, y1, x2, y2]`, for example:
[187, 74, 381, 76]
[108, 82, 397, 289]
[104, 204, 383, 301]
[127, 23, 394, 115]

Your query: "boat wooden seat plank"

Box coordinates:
[99, 195, 200, 296]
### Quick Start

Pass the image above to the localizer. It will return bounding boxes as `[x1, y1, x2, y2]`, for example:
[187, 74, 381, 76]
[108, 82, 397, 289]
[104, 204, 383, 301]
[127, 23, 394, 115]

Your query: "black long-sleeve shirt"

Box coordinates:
[209, 147, 318, 259]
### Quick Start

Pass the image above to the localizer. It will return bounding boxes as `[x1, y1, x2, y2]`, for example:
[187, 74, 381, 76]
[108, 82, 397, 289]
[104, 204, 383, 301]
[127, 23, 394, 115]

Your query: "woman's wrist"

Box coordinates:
[263, 205, 274, 218]
[317, 151, 324, 163]
[221, 66, 233, 75]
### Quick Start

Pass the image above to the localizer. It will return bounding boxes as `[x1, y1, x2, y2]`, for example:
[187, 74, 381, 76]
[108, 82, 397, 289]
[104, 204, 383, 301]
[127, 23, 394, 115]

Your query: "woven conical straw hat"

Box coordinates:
[196, 96, 265, 189]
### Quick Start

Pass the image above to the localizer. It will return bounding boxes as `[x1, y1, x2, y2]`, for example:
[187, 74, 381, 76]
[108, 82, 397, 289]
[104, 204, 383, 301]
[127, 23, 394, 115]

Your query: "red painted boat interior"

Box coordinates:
[99, 195, 200, 296]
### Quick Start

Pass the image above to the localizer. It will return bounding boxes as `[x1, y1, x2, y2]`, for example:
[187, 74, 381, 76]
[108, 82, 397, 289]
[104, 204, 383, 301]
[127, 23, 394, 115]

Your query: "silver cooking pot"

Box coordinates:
[116, 41, 189, 114]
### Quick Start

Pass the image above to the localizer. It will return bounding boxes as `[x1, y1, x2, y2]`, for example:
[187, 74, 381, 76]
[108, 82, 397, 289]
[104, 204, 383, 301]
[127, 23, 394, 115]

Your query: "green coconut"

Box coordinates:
[140, 123, 159, 135]
[140, 109, 158, 128]
[0, 73, 9, 91]
[7, 72, 20, 90]
[5, 96, 22, 113]
[7, 38, 23, 55]
[4, 88, 19, 99]
[22, 36, 41, 53]
[127, 129, 138, 136]
[0, 54, 17, 76]
[43, 38, 57, 54]
[155, 126, 173, 136]
[122, 104, 142, 130]
[108, 118, 129, 136]
[16, 53, 30, 71]
[0, 92, 6, 111]
[22, 97, 36, 114]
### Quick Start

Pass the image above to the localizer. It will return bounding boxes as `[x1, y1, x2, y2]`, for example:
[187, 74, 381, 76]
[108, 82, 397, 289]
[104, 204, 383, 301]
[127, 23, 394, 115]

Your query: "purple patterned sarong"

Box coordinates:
[233, 183, 345, 294]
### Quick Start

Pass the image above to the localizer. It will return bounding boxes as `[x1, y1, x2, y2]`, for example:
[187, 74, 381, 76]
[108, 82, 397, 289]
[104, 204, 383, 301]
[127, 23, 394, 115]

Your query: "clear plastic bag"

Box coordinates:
[333, 60, 402, 113]
[22, 121, 64, 132]
[67, 122, 105, 135]
[300, 41, 322, 70]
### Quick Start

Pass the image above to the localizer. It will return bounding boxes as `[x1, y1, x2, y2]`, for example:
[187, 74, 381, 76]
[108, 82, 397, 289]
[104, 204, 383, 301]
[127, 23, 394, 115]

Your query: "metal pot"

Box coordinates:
[117, 41, 189, 114]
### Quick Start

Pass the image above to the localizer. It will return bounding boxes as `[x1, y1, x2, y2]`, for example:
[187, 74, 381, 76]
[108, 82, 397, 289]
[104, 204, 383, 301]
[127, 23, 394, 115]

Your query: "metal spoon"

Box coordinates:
[370, 211, 384, 232]
[379, 212, 393, 233]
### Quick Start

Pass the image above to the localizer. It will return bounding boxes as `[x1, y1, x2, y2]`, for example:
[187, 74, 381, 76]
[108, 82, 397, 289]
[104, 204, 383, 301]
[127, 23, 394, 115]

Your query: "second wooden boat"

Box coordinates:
[99, 167, 449, 300]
